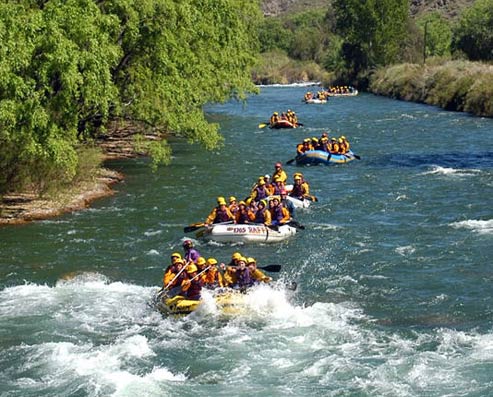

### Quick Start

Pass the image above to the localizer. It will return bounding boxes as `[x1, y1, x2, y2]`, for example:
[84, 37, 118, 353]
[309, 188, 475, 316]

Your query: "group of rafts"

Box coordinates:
[156, 88, 359, 317]
[304, 86, 358, 104]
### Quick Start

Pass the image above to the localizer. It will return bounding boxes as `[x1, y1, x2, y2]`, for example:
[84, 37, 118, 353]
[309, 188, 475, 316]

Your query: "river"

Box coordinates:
[1, 85, 492, 396]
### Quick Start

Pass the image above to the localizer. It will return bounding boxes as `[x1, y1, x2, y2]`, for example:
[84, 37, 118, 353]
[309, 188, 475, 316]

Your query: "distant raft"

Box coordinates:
[304, 98, 327, 104]
[197, 223, 297, 244]
[326, 89, 358, 97]
[270, 119, 299, 129]
[295, 149, 358, 165]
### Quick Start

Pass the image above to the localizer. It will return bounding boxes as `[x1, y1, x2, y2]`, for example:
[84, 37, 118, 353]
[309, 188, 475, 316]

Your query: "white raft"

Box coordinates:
[199, 223, 296, 244]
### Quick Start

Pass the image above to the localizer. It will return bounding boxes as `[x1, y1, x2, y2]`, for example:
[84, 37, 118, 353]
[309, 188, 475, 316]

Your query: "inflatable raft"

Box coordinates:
[270, 120, 298, 129]
[156, 289, 249, 317]
[198, 223, 297, 244]
[296, 150, 357, 165]
[304, 98, 327, 104]
[327, 90, 358, 97]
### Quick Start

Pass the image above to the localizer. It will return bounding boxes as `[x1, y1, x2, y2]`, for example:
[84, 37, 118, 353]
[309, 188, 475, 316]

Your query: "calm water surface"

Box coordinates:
[1, 85, 492, 396]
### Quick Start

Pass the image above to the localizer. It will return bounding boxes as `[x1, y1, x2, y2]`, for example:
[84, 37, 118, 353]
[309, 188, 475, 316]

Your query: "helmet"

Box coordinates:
[217, 196, 227, 205]
[207, 258, 218, 266]
[232, 252, 242, 260]
[303, 138, 310, 143]
[341, 135, 346, 140]
[246, 197, 253, 205]
[186, 264, 198, 274]
[247, 257, 256, 264]
[259, 179, 265, 185]
[264, 174, 270, 179]
[196, 257, 206, 266]
[338, 138, 343, 143]
[260, 199, 267, 207]
[294, 175, 302, 181]
[238, 257, 247, 263]
[273, 112, 278, 115]
[312, 137, 318, 142]
[229, 196, 236, 202]
[275, 162, 282, 168]
[171, 252, 182, 259]
[182, 240, 193, 248]
[238, 200, 246, 206]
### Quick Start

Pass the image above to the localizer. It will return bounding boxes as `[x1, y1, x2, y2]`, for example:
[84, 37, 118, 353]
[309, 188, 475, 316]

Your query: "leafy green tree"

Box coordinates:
[417, 12, 452, 59]
[332, 0, 409, 77]
[452, 0, 493, 61]
[258, 17, 293, 53]
[0, 0, 260, 194]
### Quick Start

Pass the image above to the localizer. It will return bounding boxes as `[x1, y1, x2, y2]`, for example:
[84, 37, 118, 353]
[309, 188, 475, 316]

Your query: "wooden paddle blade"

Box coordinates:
[258, 264, 281, 272]
[184, 223, 204, 233]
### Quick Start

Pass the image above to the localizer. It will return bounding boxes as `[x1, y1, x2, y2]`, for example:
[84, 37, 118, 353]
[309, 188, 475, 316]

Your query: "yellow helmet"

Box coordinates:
[207, 258, 218, 266]
[338, 138, 343, 143]
[247, 257, 256, 264]
[232, 252, 242, 260]
[186, 264, 198, 273]
[229, 196, 236, 202]
[238, 200, 246, 206]
[260, 199, 267, 207]
[217, 196, 227, 205]
[245, 198, 253, 205]
[196, 257, 206, 266]
[273, 112, 278, 115]
[171, 252, 182, 259]
[238, 257, 247, 263]
[341, 135, 346, 140]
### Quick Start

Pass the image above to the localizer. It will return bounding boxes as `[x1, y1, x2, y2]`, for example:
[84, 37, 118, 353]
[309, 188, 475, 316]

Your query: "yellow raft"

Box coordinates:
[155, 289, 248, 317]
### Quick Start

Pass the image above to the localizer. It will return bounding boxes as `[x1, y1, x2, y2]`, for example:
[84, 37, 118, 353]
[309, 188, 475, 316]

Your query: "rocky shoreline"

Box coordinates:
[0, 168, 124, 226]
[0, 123, 148, 226]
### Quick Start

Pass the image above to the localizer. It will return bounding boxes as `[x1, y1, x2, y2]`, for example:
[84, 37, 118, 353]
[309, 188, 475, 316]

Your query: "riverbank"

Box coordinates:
[0, 168, 124, 226]
[0, 124, 150, 226]
[369, 59, 493, 117]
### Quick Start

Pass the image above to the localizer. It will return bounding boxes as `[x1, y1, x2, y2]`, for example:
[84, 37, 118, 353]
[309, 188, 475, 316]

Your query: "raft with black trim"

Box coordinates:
[295, 149, 357, 165]
[326, 90, 358, 97]
[198, 223, 296, 243]
[270, 120, 298, 129]
[156, 289, 249, 317]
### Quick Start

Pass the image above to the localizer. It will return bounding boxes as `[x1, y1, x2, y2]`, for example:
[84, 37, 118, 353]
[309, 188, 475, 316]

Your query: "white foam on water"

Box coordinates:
[421, 165, 481, 177]
[396, 245, 416, 256]
[2, 275, 493, 396]
[451, 219, 493, 235]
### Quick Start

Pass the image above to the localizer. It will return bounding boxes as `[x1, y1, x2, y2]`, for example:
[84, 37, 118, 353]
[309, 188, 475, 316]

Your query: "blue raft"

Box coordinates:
[295, 150, 358, 165]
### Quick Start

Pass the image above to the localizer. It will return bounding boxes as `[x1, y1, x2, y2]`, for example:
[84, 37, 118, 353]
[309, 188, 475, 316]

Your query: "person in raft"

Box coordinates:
[204, 196, 235, 226]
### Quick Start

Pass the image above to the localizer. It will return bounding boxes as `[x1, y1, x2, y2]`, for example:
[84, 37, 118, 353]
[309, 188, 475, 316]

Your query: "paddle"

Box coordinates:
[258, 264, 281, 272]
[258, 122, 270, 129]
[353, 153, 361, 160]
[184, 222, 205, 233]
[306, 195, 318, 202]
[286, 157, 297, 165]
[287, 219, 305, 230]
[156, 261, 190, 299]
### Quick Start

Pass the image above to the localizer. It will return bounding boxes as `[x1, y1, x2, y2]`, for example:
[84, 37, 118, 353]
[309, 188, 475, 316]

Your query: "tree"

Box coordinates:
[452, 0, 493, 61]
[332, 0, 409, 77]
[417, 12, 452, 59]
[0, 0, 261, 193]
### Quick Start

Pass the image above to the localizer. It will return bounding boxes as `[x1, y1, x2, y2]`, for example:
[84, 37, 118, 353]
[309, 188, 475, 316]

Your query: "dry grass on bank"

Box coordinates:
[370, 59, 493, 117]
